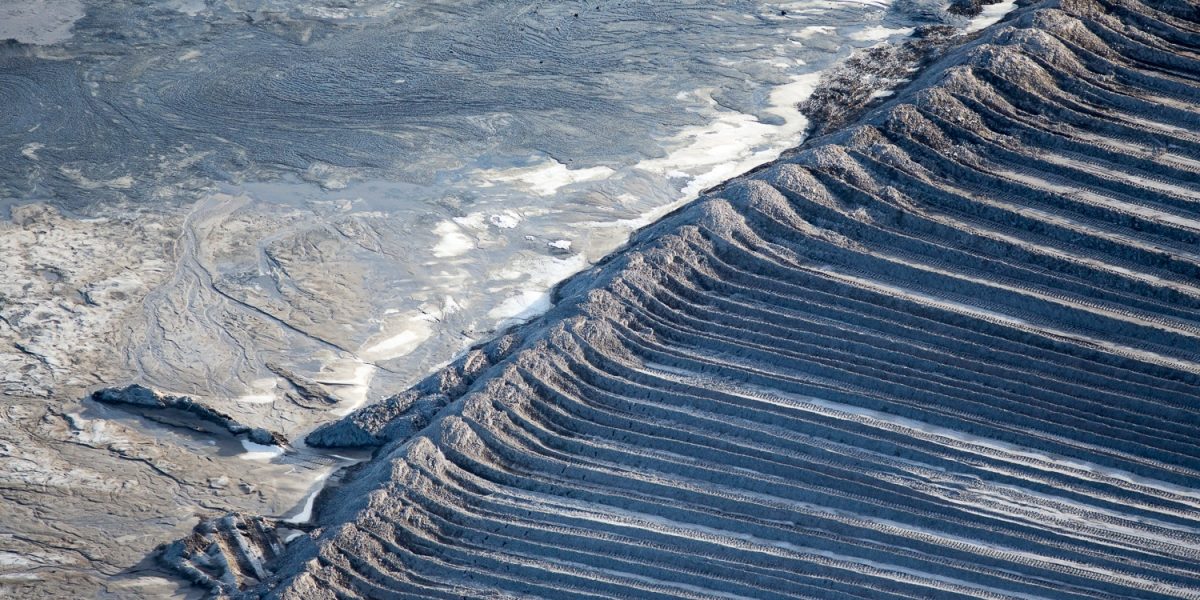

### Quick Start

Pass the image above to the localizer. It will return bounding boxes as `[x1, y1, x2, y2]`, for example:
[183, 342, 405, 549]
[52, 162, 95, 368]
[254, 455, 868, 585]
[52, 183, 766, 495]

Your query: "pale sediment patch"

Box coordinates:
[848, 25, 915, 41]
[635, 72, 822, 202]
[57, 166, 134, 190]
[488, 253, 590, 328]
[239, 439, 285, 461]
[480, 159, 617, 196]
[430, 220, 475, 258]
[235, 393, 277, 405]
[20, 143, 44, 161]
[0, 0, 85, 45]
[360, 316, 434, 362]
[362, 329, 426, 360]
[489, 212, 522, 229]
[965, 0, 1018, 33]
[283, 471, 331, 524]
[316, 360, 376, 417]
[235, 378, 281, 405]
[487, 290, 554, 326]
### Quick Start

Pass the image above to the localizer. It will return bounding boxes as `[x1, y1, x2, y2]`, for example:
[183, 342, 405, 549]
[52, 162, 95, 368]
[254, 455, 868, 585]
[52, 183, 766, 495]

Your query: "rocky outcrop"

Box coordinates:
[92, 385, 286, 447]
[158, 513, 287, 596]
[256, 0, 1200, 598]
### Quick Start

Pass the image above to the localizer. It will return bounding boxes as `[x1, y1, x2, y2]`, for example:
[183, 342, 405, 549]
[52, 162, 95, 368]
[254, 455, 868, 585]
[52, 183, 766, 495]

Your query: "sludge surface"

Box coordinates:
[260, 0, 1200, 598]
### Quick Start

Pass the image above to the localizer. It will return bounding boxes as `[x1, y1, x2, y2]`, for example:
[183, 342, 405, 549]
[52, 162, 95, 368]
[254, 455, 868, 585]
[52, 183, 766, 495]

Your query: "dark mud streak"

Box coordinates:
[262, 0, 1200, 598]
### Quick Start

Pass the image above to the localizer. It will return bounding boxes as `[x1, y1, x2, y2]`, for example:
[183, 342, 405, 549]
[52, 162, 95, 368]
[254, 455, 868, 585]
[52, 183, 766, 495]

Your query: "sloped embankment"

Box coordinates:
[268, 0, 1200, 597]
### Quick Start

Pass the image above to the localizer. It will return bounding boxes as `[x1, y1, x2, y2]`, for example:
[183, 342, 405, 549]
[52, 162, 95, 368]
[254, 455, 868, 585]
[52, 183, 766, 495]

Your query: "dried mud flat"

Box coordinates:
[258, 0, 1200, 598]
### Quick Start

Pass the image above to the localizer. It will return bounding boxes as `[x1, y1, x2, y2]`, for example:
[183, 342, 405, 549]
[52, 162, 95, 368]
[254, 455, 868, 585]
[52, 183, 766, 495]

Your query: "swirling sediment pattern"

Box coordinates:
[273, 1, 1200, 598]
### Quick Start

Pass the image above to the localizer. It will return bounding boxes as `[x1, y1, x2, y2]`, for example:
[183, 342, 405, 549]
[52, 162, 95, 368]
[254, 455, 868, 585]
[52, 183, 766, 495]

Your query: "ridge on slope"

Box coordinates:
[267, 0, 1200, 597]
